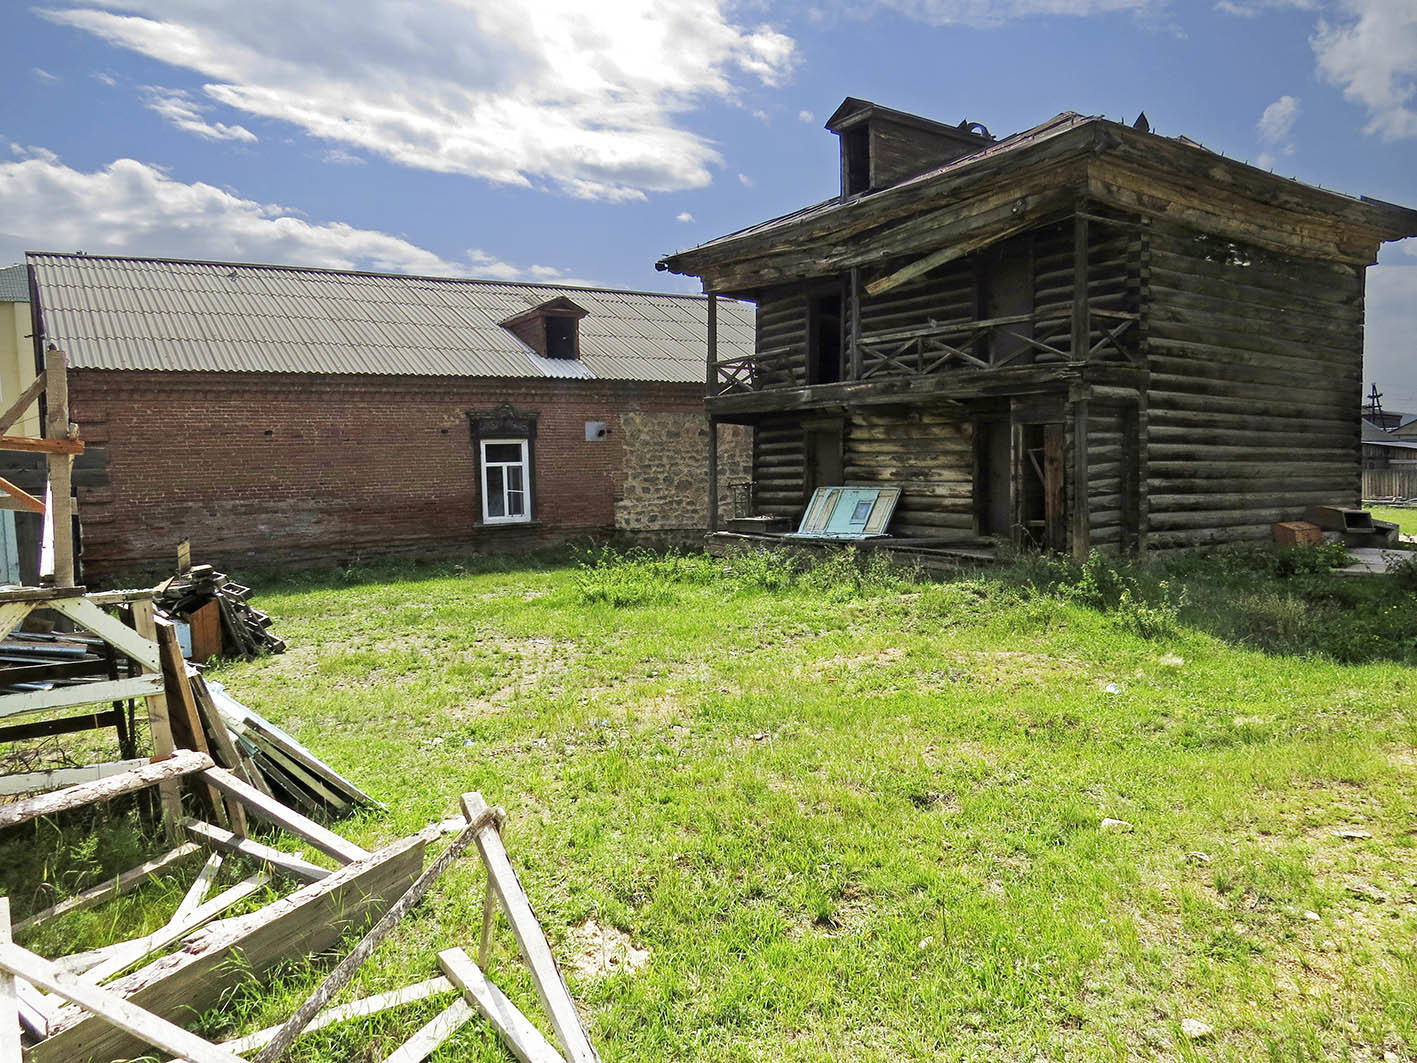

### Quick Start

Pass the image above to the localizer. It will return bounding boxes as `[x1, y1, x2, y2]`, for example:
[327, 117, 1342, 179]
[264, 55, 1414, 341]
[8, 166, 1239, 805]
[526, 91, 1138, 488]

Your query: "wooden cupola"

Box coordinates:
[825, 97, 995, 197]
[499, 296, 589, 359]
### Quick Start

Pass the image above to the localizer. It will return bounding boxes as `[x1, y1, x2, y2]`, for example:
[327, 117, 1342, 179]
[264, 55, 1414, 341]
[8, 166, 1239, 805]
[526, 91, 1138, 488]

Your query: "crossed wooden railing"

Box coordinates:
[709, 306, 1140, 397]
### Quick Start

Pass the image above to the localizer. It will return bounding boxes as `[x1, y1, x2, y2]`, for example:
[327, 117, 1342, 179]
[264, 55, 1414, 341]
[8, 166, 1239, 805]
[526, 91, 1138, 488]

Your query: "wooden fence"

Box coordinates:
[1363, 467, 1417, 500]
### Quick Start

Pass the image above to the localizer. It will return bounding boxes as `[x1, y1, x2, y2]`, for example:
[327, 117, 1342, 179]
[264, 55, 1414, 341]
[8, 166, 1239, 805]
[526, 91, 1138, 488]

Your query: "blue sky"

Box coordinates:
[2, 1, 1415, 408]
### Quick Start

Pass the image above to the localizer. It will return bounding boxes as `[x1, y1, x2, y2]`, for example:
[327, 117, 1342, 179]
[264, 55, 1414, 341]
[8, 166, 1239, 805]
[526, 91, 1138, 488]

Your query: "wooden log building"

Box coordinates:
[657, 97, 1417, 556]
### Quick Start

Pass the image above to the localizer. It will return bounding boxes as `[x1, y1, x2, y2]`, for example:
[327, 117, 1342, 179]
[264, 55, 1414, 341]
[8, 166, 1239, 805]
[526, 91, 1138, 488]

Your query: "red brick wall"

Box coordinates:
[69, 370, 712, 581]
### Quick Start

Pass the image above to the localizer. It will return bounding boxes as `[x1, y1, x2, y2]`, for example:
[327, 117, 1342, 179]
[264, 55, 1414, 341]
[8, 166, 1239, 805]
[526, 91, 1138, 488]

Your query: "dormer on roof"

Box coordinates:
[825, 97, 995, 197]
[499, 296, 589, 359]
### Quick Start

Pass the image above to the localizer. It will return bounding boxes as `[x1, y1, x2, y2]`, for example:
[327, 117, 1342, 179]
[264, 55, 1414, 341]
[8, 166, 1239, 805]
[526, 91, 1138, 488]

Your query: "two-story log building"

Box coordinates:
[658, 98, 1417, 556]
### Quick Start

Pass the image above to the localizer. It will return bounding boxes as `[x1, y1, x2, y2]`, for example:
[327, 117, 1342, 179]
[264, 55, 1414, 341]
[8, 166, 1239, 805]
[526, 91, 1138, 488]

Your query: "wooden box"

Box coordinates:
[1272, 520, 1322, 546]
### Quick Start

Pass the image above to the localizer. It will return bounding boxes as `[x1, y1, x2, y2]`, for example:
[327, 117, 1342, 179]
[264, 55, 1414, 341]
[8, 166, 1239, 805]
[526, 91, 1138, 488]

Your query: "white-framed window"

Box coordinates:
[480, 438, 531, 523]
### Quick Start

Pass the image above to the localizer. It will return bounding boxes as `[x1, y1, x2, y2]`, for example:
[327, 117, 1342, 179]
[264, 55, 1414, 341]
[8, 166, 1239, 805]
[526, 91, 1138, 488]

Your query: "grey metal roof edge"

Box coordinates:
[23, 251, 730, 305]
[0, 263, 29, 302]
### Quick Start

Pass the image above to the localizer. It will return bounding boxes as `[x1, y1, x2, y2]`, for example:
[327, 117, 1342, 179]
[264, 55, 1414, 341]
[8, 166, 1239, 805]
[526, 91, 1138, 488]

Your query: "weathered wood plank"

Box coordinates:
[381, 998, 477, 1063]
[13, 844, 203, 934]
[0, 942, 247, 1063]
[184, 820, 329, 883]
[0, 899, 19, 1063]
[0, 758, 151, 797]
[438, 948, 564, 1063]
[0, 751, 211, 831]
[0, 674, 164, 722]
[200, 766, 367, 864]
[46, 597, 161, 672]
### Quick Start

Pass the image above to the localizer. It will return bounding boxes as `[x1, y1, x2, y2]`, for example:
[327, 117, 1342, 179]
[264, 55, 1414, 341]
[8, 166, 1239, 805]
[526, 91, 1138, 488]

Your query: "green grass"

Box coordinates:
[4, 544, 1417, 1061]
[1368, 505, 1417, 538]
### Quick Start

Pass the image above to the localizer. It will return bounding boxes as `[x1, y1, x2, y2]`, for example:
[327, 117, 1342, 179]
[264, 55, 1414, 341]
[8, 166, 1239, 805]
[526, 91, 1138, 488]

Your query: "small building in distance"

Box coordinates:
[658, 97, 1417, 556]
[24, 253, 753, 583]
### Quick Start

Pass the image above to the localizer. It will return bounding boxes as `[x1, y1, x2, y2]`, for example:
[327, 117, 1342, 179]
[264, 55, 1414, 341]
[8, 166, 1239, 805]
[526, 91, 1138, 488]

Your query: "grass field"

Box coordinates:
[3, 544, 1417, 1061]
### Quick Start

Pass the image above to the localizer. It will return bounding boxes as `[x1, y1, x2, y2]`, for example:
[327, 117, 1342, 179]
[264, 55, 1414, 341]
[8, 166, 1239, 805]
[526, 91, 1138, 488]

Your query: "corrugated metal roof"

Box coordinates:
[26, 253, 754, 382]
[0, 264, 28, 302]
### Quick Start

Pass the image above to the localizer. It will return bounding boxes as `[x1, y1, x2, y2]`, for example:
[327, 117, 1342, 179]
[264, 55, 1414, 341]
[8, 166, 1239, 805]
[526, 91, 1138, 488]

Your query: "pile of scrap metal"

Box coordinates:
[0, 766, 599, 1063]
[153, 565, 285, 661]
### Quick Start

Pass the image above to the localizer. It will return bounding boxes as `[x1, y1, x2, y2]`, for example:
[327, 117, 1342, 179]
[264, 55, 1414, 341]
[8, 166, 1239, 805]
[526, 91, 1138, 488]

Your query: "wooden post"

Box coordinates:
[1070, 386, 1090, 561]
[131, 599, 183, 837]
[707, 420, 719, 534]
[705, 292, 718, 396]
[1071, 204, 1090, 363]
[706, 292, 720, 535]
[848, 267, 862, 381]
[43, 349, 75, 588]
[0, 898, 19, 1063]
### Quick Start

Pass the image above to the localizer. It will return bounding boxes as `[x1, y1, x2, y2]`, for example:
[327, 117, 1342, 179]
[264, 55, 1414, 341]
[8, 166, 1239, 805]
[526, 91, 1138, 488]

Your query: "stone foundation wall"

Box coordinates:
[614, 414, 752, 531]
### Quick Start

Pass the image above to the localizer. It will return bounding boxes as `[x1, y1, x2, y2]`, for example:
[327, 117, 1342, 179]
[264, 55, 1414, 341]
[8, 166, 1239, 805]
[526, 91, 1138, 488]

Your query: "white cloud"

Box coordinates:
[143, 87, 257, 143]
[1256, 93, 1301, 167]
[797, 109, 815, 122]
[91, 70, 118, 86]
[32, 68, 59, 82]
[1215, 0, 1317, 15]
[1312, 0, 1417, 140]
[737, 172, 753, 186]
[0, 148, 567, 281]
[41, 0, 797, 201]
[859, 0, 1159, 27]
[676, 211, 694, 222]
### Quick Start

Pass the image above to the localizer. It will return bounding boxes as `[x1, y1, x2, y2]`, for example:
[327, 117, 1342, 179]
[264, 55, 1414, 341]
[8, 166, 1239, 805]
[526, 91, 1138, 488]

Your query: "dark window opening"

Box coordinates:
[843, 126, 870, 195]
[545, 315, 577, 358]
[808, 292, 843, 385]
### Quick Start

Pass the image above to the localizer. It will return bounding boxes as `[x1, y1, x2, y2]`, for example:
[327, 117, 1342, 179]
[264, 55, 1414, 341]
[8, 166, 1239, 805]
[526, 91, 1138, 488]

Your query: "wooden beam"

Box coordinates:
[215, 977, 455, 1057]
[47, 597, 162, 672]
[0, 435, 84, 455]
[184, 820, 330, 884]
[130, 598, 183, 838]
[0, 476, 42, 515]
[0, 757, 151, 797]
[0, 673, 164, 721]
[865, 212, 1042, 297]
[0, 942, 247, 1063]
[0, 708, 121, 744]
[0, 374, 46, 435]
[172, 853, 223, 927]
[0, 602, 33, 645]
[44, 349, 76, 589]
[154, 622, 233, 830]
[250, 800, 499, 1063]
[463, 792, 600, 1063]
[381, 997, 477, 1063]
[0, 899, 19, 1063]
[78, 874, 268, 985]
[13, 844, 203, 934]
[201, 766, 367, 864]
[438, 948, 564, 1063]
[0, 750, 211, 831]
[30, 833, 429, 1063]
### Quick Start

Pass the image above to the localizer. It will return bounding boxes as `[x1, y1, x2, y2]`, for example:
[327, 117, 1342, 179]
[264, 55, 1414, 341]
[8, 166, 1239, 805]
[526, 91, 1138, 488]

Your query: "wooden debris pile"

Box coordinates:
[153, 564, 285, 661]
[1, 759, 602, 1063]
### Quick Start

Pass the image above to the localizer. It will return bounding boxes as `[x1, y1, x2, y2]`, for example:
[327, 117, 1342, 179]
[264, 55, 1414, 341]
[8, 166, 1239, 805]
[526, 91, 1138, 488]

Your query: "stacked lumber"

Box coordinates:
[1, 766, 603, 1063]
[153, 565, 284, 660]
[202, 680, 383, 816]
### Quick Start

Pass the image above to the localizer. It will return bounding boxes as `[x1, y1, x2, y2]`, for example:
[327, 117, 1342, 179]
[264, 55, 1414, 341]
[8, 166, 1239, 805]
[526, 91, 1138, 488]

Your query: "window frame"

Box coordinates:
[479, 437, 532, 525]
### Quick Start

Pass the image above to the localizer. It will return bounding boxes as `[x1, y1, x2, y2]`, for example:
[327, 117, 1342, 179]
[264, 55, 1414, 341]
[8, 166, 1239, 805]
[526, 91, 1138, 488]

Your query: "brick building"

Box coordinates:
[24, 254, 753, 583]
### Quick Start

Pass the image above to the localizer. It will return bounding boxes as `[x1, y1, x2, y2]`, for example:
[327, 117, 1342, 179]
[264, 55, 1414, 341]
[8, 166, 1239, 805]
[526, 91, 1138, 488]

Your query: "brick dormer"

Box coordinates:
[499, 296, 589, 359]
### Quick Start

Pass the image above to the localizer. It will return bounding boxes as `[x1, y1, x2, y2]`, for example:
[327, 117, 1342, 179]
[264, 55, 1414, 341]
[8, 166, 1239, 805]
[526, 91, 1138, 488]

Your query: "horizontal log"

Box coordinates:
[0, 751, 211, 831]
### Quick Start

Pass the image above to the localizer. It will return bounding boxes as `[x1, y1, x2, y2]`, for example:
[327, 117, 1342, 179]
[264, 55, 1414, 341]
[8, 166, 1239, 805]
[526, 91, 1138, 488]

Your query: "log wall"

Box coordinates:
[1143, 221, 1363, 550]
[844, 408, 974, 538]
[752, 415, 807, 518]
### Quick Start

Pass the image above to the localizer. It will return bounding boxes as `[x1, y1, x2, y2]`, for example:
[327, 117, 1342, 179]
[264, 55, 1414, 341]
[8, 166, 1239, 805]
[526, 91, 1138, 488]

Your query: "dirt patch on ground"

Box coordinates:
[565, 919, 649, 981]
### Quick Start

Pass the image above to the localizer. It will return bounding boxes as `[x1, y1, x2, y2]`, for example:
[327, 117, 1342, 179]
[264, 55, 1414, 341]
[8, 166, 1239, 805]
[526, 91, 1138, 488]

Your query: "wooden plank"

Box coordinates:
[15, 979, 56, 1041]
[154, 622, 232, 830]
[30, 832, 429, 1063]
[47, 597, 162, 672]
[0, 942, 247, 1063]
[201, 766, 367, 864]
[0, 437, 83, 456]
[44, 350, 75, 590]
[184, 820, 329, 884]
[0, 374, 46, 435]
[0, 674, 164, 721]
[79, 873, 268, 985]
[172, 853, 223, 926]
[438, 948, 564, 1063]
[0, 476, 42, 515]
[0, 899, 19, 1063]
[866, 213, 1042, 297]
[0, 603, 32, 646]
[0, 709, 121, 744]
[463, 792, 600, 1063]
[0, 750, 211, 831]
[250, 800, 498, 1063]
[131, 598, 183, 838]
[216, 977, 455, 1057]
[188, 675, 253, 831]
[0, 757, 151, 796]
[381, 998, 477, 1063]
[13, 844, 203, 934]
